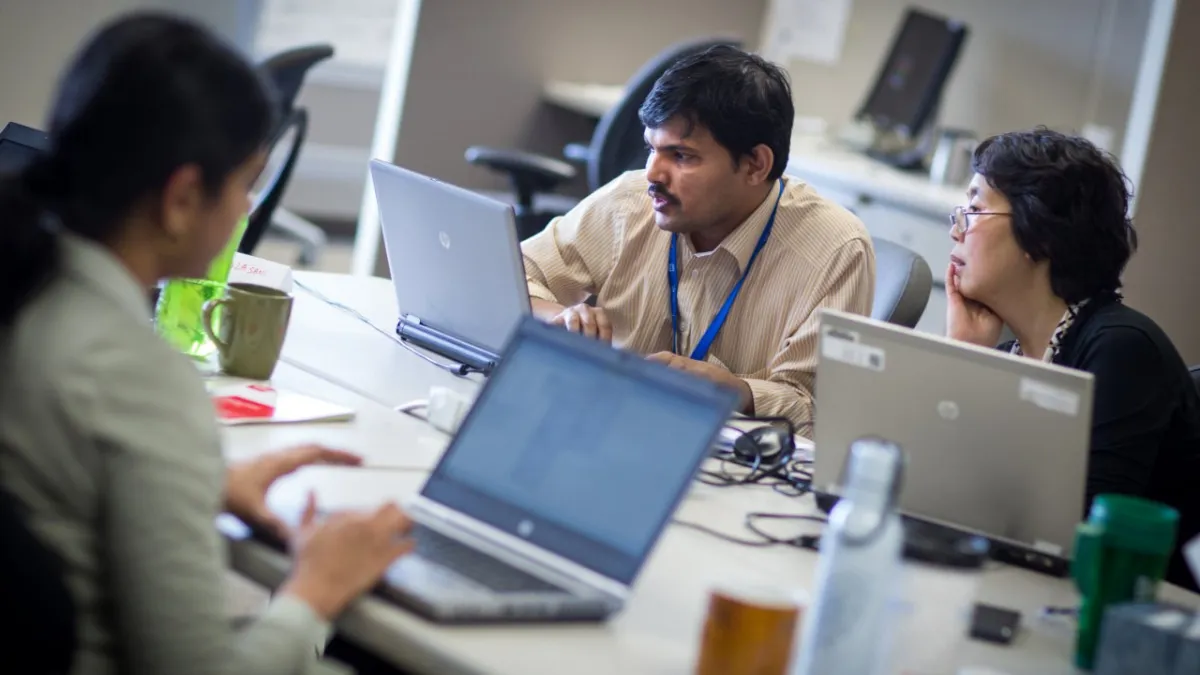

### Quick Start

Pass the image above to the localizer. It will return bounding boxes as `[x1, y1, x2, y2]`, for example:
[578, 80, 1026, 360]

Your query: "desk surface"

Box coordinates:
[221, 271, 1197, 675]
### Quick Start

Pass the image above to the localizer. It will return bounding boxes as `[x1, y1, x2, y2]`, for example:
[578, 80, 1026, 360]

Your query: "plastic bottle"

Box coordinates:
[155, 215, 248, 359]
[791, 437, 905, 675]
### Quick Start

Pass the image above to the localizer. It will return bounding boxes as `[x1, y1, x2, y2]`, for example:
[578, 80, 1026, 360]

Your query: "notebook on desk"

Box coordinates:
[381, 315, 740, 623]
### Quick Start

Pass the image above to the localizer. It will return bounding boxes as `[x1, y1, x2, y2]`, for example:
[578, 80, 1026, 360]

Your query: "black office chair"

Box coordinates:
[465, 36, 742, 241]
[239, 44, 335, 263]
[0, 485, 77, 673]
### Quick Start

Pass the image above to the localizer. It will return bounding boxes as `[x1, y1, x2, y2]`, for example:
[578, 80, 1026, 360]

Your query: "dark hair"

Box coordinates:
[638, 45, 794, 180]
[972, 127, 1137, 304]
[0, 12, 277, 326]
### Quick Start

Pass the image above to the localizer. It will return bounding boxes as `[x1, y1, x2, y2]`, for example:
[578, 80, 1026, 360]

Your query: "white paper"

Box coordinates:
[230, 253, 294, 293]
[761, 0, 854, 65]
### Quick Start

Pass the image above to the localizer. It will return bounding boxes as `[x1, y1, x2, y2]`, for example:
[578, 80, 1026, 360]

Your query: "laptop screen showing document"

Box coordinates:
[421, 318, 739, 585]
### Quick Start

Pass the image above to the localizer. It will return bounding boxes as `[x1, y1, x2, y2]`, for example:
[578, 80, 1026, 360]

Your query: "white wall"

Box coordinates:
[779, 0, 1150, 154]
[0, 0, 254, 129]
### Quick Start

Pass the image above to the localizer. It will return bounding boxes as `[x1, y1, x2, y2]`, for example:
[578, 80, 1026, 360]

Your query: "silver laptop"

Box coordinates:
[370, 159, 530, 367]
[384, 316, 741, 623]
[813, 309, 1095, 565]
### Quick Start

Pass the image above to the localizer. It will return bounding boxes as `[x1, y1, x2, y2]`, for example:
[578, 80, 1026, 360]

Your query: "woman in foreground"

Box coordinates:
[945, 128, 1200, 591]
[0, 13, 412, 673]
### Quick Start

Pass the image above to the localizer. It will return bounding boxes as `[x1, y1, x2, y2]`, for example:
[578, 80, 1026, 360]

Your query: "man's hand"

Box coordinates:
[646, 352, 754, 413]
[531, 298, 612, 342]
[224, 444, 362, 539]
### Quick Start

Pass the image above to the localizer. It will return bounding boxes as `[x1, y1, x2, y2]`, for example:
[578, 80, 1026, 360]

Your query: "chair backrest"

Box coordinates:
[586, 36, 742, 191]
[871, 236, 933, 328]
[0, 486, 76, 672]
[240, 44, 334, 255]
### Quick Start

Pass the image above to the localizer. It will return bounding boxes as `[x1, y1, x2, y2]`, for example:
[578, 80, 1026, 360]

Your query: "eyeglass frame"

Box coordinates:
[949, 205, 1011, 237]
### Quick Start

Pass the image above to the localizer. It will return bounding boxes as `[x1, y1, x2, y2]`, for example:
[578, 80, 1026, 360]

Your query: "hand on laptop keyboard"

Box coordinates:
[281, 493, 417, 620]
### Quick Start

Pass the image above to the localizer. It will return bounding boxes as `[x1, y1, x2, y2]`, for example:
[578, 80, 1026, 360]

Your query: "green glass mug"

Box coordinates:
[1072, 494, 1179, 670]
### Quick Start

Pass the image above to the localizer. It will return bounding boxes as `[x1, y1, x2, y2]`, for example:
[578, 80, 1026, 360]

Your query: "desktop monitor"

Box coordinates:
[0, 122, 50, 175]
[856, 7, 969, 140]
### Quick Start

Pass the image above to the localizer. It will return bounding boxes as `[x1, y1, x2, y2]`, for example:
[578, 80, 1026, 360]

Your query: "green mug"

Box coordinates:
[201, 282, 294, 380]
[1071, 494, 1179, 670]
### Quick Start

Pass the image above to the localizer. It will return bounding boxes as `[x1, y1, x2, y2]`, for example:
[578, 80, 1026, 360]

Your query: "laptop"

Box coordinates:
[370, 159, 530, 373]
[383, 316, 741, 622]
[813, 309, 1095, 575]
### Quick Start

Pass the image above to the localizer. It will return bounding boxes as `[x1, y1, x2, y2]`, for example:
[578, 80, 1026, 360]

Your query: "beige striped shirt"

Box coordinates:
[522, 169, 875, 427]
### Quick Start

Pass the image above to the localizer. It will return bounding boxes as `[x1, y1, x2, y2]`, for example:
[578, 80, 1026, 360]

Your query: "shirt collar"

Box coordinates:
[712, 178, 785, 272]
[60, 231, 153, 321]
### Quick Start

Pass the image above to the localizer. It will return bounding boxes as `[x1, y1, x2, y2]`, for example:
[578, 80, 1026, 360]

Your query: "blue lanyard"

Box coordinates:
[669, 179, 784, 361]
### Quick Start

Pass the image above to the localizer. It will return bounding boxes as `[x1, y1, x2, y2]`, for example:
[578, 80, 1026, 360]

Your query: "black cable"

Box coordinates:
[673, 511, 827, 552]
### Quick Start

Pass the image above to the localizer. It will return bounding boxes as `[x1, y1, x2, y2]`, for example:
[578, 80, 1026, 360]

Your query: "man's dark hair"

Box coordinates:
[638, 45, 794, 180]
[972, 127, 1138, 304]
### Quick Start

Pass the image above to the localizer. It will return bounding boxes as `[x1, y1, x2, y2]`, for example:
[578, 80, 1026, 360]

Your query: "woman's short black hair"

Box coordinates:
[972, 127, 1137, 304]
[638, 45, 794, 180]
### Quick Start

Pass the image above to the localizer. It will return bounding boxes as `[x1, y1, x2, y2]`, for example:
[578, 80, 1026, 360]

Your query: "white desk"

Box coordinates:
[221, 271, 1197, 675]
[542, 80, 624, 118]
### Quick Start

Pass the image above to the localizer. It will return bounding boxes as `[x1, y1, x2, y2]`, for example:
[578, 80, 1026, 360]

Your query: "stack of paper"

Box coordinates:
[208, 382, 355, 426]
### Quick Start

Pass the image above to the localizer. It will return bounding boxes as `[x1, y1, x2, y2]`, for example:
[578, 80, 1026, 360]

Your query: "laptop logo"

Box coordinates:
[517, 519, 534, 538]
[438, 231, 451, 250]
[937, 400, 960, 421]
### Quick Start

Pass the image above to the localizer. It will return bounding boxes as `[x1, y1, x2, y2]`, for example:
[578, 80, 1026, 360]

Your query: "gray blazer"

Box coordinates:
[0, 233, 330, 674]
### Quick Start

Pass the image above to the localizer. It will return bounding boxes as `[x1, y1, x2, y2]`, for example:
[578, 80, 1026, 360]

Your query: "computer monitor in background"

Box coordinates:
[0, 122, 50, 175]
[855, 7, 969, 169]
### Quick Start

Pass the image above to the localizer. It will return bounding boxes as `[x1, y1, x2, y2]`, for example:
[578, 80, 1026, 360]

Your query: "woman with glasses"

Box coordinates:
[945, 127, 1200, 591]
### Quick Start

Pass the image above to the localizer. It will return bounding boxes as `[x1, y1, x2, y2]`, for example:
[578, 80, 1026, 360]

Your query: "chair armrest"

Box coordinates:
[562, 142, 592, 164]
[465, 146, 576, 186]
[465, 147, 577, 213]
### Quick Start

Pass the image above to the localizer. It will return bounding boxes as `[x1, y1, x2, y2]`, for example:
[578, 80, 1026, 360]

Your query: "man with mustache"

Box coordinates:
[521, 46, 874, 428]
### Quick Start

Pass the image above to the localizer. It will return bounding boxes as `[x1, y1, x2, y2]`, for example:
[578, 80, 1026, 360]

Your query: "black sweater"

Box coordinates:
[1005, 298, 1200, 591]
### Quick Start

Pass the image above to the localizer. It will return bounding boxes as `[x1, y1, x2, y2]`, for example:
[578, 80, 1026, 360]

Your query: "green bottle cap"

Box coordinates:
[1087, 494, 1179, 557]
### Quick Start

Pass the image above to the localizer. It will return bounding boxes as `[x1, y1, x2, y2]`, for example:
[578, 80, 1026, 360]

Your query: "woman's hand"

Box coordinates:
[945, 263, 1004, 347]
[281, 493, 415, 620]
[224, 444, 362, 539]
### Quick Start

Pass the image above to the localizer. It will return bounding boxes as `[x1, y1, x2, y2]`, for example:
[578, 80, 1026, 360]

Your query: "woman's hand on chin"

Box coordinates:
[945, 263, 1003, 347]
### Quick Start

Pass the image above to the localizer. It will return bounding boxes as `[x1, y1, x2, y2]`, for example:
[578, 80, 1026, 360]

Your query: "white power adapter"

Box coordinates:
[424, 386, 472, 434]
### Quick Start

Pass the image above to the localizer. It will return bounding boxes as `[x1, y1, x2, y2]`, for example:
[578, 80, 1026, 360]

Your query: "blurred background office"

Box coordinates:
[0, 0, 1196, 357]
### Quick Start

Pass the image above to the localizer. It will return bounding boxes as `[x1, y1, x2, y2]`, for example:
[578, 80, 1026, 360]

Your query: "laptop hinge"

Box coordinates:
[396, 314, 499, 375]
[409, 496, 630, 603]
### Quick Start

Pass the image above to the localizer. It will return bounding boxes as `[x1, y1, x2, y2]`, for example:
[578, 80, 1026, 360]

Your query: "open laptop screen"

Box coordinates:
[421, 318, 739, 585]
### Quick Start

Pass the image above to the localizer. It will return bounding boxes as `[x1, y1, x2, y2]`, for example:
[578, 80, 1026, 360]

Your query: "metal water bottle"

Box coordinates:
[791, 437, 905, 675]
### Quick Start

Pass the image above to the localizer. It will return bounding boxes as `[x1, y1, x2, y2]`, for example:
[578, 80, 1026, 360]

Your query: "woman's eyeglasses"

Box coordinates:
[949, 206, 1011, 237]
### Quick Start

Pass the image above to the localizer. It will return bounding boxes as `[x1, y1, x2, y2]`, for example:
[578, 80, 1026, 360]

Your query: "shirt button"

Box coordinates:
[691, 269, 700, 278]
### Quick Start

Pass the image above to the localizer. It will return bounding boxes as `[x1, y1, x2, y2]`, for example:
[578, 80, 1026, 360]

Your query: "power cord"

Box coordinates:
[293, 279, 482, 378]
[673, 512, 826, 551]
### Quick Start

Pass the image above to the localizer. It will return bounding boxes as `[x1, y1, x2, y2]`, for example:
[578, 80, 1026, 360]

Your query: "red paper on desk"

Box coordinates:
[209, 382, 355, 426]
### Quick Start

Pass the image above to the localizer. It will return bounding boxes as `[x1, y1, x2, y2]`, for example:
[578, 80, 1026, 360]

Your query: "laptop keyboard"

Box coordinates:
[412, 526, 566, 594]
